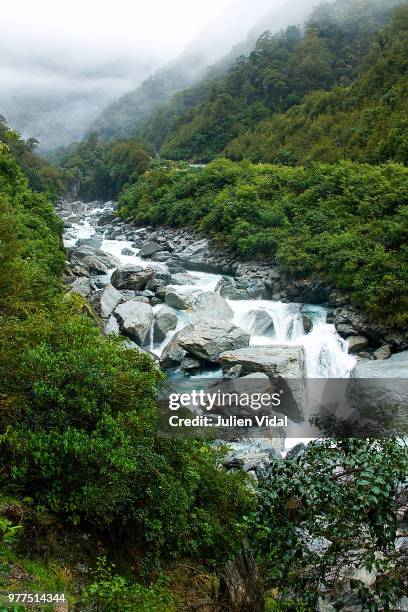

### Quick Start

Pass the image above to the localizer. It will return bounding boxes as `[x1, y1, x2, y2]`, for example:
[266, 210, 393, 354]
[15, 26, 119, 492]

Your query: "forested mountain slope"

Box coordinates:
[227, 1, 408, 163]
[89, 0, 318, 143]
[135, 0, 404, 162]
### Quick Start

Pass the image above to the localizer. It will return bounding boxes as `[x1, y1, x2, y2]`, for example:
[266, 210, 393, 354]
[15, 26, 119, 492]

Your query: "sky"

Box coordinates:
[0, 0, 280, 148]
[0, 0, 245, 89]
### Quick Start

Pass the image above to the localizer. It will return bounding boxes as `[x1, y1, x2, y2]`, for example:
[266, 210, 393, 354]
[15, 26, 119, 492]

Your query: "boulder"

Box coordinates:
[164, 287, 198, 310]
[244, 310, 274, 336]
[153, 307, 178, 343]
[97, 213, 116, 226]
[69, 245, 120, 272]
[75, 235, 103, 249]
[98, 284, 122, 318]
[374, 344, 391, 360]
[302, 314, 313, 334]
[113, 300, 154, 346]
[178, 320, 250, 363]
[166, 261, 187, 274]
[119, 290, 136, 301]
[188, 292, 234, 323]
[219, 345, 305, 420]
[150, 251, 171, 262]
[145, 264, 171, 285]
[351, 351, 408, 378]
[348, 351, 408, 423]
[175, 239, 210, 271]
[67, 277, 92, 298]
[70, 265, 90, 277]
[180, 357, 202, 371]
[105, 315, 120, 335]
[219, 345, 305, 379]
[139, 241, 163, 257]
[347, 335, 369, 353]
[222, 436, 283, 473]
[111, 264, 154, 291]
[121, 247, 134, 256]
[160, 330, 188, 368]
[216, 276, 249, 300]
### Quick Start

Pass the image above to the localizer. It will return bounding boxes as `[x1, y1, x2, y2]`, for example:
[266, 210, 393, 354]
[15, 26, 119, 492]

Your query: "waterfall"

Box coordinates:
[229, 300, 354, 378]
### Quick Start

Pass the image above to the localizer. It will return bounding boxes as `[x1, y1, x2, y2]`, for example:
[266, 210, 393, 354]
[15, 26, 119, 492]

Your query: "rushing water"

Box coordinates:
[64, 202, 356, 380]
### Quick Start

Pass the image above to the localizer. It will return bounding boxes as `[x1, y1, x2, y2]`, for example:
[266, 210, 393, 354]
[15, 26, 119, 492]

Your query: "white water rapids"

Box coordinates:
[64, 205, 356, 379]
[64, 203, 358, 448]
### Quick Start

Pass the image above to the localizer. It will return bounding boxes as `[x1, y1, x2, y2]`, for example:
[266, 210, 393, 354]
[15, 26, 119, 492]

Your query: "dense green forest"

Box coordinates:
[227, 2, 408, 163]
[50, 133, 154, 200]
[119, 158, 408, 325]
[131, 0, 406, 163]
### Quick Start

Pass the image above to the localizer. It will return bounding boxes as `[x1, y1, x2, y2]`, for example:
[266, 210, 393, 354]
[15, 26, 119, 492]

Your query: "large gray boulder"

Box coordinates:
[219, 345, 305, 379]
[160, 329, 188, 368]
[69, 245, 120, 273]
[219, 345, 305, 421]
[216, 277, 249, 300]
[351, 351, 408, 377]
[346, 351, 408, 425]
[153, 307, 178, 343]
[347, 335, 369, 353]
[164, 287, 198, 310]
[114, 300, 154, 346]
[75, 235, 103, 249]
[98, 284, 122, 318]
[111, 264, 154, 291]
[177, 321, 250, 363]
[189, 292, 234, 323]
[139, 241, 163, 258]
[175, 239, 211, 271]
[67, 277, 92, 298]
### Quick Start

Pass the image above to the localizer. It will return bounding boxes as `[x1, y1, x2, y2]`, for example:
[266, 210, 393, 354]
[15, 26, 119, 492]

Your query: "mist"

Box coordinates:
[0, 0, 317, 150]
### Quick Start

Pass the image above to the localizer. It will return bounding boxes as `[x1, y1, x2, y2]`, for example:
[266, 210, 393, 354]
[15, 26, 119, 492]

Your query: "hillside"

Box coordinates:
[227, 1, 408, 163]
[135, 0, 404, 162]
[89, 0, 318, 143]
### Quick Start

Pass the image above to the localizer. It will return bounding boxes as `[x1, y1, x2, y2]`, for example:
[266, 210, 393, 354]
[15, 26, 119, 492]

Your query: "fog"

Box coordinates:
[0, 0, 307, 150]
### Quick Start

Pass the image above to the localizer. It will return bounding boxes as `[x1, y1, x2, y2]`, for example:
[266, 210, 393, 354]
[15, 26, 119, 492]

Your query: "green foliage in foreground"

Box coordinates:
[0, 133, 252, 568]
[119, 158, 408, 325]
[80, 557, 180, 611]
[253, 438, 408, 608]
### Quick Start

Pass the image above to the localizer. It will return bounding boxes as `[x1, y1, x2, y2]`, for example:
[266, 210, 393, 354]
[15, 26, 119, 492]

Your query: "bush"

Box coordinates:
[250, 439, 408, 608]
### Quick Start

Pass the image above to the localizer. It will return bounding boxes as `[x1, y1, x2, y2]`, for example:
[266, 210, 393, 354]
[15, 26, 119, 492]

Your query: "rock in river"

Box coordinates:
[177, 321, 250, 363]
[219, 345, 305, 379]
[219, 345, 305, 420]
[111, 264, 154, 291]
[69, 245, 120, 271]
[189, 292, 234, 323]
[96, 283, 122, 318]
[139, 241, 164, 258]
[160, 329, 188, 369]
[114, 299, 154, 346]
[153, 306, 178, 343]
